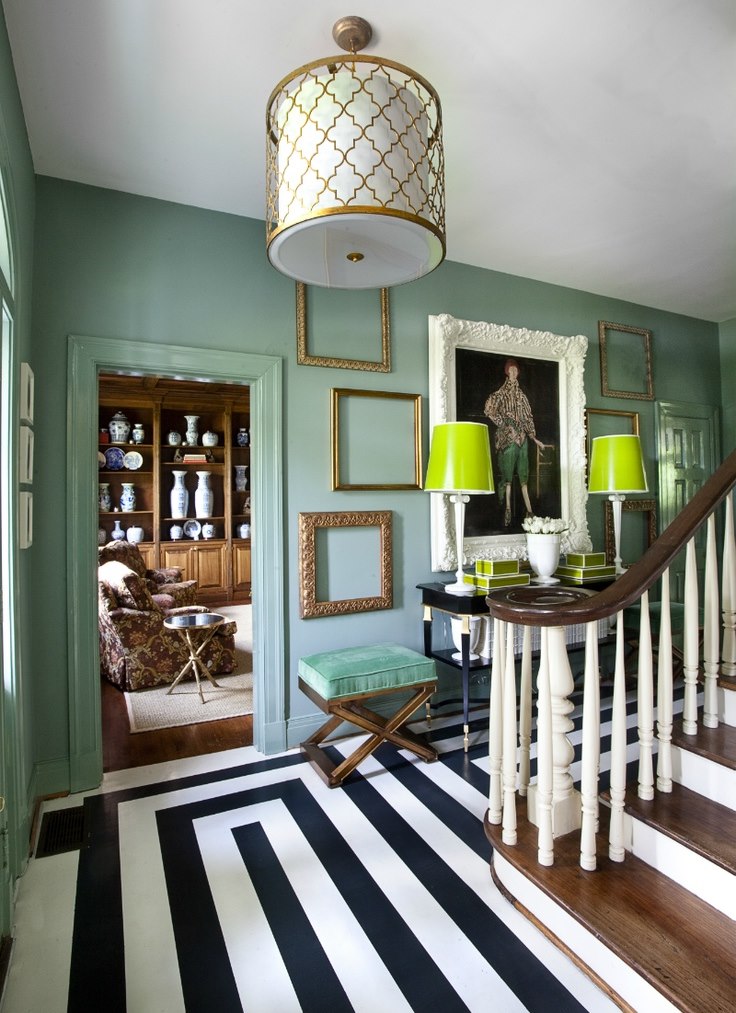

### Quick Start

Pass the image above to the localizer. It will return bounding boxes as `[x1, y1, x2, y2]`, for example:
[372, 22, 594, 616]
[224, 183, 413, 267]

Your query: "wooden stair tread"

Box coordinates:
[672, 716, 736, 769]
[486, 800, 736, 1013]
[623, 781, 736, 875]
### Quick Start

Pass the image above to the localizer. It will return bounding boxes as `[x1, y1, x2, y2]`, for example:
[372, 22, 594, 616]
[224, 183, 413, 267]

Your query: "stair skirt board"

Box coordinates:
[671, 744, 735, 810]
[719, 684, 736, 725]
[627, 815, 735, 919]
[491, 850, 678, 1013]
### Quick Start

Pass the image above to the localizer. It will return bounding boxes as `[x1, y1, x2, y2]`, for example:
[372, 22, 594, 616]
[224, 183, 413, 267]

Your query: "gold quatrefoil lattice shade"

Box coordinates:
[266, 53, 445, 289]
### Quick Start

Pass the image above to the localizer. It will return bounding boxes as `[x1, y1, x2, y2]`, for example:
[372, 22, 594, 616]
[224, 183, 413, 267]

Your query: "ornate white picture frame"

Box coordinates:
[428, 314, 591, 569]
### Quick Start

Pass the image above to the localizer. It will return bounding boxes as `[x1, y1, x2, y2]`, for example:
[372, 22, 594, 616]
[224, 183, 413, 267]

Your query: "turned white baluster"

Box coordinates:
[722, 491, 736, 677]
[580, 621, 600, 871]
[487, 618, 505, 824]
[608, 612, 627, 862]
[682, 538, 700, 734]
[518, 626, 533, 796]
[502, 623, 518, 845]
[637, 589, 654, 800]
[536, 628, 554, 866]
[703, 514, 720, 728]
[656, 569, 674, 793]
[547, 626, 580, 836]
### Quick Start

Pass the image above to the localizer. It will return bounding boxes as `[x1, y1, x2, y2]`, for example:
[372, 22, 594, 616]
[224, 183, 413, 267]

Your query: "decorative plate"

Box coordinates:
[183, 519, 201, 539]
[98, 452, 106, 470]
[104, 446, 125, 471]
[123, 450, 143, 471]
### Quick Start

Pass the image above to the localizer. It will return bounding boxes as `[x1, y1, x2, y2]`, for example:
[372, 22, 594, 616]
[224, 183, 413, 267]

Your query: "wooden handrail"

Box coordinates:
[487, 448, 736, 627]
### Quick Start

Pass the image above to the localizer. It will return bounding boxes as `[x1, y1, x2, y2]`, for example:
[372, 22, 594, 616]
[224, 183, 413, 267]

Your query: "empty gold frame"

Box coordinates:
[604, 498, 657, 567]
[331, 388, 422, 491]
[298, 510, 393, 618]
[296, 283, 391, 372]
[599, 321, 654, 400]
[585, 407, 640, 463]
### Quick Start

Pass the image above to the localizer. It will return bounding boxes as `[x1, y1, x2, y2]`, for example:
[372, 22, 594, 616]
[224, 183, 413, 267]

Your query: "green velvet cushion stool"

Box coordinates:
[298, 643, 438, 788]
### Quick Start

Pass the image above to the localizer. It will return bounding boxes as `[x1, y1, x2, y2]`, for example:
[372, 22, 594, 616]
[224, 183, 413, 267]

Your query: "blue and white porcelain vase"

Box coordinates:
[111, 518, 125, 541]
[170, 471, 188, 519]
[99, 482, 112, 512]
[120, 482, 136, 512]
[234, 464, 248, 493]
[194, 471, 213, 519]
[108, 410, 130, 444]
[184, 415, 199, 447]
[236, 427, 249, 447]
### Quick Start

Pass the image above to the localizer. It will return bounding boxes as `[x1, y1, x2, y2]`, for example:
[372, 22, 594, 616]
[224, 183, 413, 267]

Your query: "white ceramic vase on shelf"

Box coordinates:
[194, 471, 213, 518]
[526, 533, 561, 584]
[99, 483, 111, 512]
[120, 482, 136, 512]
[170, 471, 189, 519]
[184, 415, 199, 446]
[111, 518, 125, 541]
[234, 464, 248, 493]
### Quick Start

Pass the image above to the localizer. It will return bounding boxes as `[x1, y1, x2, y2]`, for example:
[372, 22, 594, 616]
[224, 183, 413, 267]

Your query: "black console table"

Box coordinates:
[417, 582, 492, 751]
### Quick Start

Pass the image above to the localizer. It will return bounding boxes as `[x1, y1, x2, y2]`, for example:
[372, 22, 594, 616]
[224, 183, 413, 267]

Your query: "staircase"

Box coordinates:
[483, 453, 736, 1013]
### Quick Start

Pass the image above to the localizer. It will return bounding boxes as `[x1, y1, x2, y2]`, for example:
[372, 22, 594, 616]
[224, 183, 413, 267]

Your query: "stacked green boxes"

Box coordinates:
[463, 558, 531, 590]
[556, 552, 615, 583]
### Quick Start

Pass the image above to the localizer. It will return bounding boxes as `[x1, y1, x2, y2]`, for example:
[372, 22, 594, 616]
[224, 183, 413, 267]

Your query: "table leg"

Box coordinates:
[422, 604, 433, 724]
[460, 614, 470, 751]
[167, 625, 221, 702]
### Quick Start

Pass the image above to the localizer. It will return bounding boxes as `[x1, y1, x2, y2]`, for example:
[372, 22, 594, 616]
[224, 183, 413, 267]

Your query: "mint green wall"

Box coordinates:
[29, 176, 725, 778]
[719, 318, 736, 452]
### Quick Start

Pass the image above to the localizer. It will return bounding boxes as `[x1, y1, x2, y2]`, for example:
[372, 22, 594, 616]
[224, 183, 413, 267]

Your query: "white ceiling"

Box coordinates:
[4, 0, 735, 321]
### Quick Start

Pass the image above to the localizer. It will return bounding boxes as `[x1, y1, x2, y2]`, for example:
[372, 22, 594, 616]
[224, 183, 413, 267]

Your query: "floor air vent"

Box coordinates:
[35, 806, 86, 858]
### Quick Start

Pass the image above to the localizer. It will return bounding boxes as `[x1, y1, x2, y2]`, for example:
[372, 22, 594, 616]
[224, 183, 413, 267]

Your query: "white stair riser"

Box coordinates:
[492, 851, 678, 1013]
[670, 745, 735, 811]
[626, 816, 735, 919]
[718, 685, 736, 726]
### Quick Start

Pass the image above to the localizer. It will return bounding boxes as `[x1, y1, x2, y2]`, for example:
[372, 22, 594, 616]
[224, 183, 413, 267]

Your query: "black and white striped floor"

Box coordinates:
[4, 687, 683, 1013]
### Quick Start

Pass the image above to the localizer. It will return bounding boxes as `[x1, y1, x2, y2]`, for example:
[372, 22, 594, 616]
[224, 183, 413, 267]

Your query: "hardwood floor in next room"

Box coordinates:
[101, 678, 253, 771]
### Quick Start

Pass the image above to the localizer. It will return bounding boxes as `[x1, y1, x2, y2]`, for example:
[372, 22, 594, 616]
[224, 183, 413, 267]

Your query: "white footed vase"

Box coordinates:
[526, 533, 561, 584]
[450, 615, 484, 661]
[194, 471, 213, 519]
[170, 471, 189, 519]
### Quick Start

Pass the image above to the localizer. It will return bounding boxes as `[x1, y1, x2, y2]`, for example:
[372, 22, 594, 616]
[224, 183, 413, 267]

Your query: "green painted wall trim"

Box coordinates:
[67, 334, 285, 791]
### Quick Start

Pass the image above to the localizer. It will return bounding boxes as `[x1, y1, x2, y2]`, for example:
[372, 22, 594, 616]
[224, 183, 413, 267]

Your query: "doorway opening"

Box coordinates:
[97, 372, 256, 771]
[68, 335, 285, 793]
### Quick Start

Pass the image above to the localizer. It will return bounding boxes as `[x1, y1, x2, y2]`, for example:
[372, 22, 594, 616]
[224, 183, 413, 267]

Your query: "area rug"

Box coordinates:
[124, 604, 253, 732]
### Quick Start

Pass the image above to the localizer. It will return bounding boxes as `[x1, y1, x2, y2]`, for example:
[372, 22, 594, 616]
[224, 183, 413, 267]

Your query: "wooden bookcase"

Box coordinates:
[98, 375, 251, 603]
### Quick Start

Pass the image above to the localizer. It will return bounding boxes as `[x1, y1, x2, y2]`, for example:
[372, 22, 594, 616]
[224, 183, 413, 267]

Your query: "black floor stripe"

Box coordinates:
[232, 821, 354, 1013]
[233, 782, 470, 1013]
[337, 753, 588, 1013]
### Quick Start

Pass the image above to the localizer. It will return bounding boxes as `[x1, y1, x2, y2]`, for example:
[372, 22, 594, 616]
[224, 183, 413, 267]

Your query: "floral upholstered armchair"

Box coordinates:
[98, 560, 237, 691]
[98, 540, 198, 608]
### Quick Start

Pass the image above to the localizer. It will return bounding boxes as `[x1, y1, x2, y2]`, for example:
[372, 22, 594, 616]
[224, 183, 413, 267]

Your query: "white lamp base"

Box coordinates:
[445, 493, 475, 595]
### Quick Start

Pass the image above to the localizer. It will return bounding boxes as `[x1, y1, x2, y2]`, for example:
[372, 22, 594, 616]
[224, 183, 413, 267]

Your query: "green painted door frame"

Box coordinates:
[67, 335, 286, 792]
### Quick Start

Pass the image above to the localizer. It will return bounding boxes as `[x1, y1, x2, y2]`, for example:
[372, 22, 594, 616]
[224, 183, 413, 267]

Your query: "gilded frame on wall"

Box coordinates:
[330, 388, 422, 491]
[604, 498, 657, 566]
[585, 407, 640, 462]
[599, 321, 654, 400]
[428, 313, 590, 567]
[296, 283, 391, 372]
[298, 510, 393, 618]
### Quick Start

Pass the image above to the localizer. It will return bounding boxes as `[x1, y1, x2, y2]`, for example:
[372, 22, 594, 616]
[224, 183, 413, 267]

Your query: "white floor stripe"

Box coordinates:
[196, 800, 413, 1013]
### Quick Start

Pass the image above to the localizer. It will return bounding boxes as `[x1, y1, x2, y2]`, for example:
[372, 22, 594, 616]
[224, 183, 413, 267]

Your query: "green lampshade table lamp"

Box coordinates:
[588, 434, 648, 575]
[425, 422, 494, 595]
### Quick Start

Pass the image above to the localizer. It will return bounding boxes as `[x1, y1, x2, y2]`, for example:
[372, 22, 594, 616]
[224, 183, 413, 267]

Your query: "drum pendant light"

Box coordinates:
[266, 16, 445, 289]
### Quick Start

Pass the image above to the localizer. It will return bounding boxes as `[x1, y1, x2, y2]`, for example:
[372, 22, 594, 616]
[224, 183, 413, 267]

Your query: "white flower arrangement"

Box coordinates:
[521, 515, 567, 535]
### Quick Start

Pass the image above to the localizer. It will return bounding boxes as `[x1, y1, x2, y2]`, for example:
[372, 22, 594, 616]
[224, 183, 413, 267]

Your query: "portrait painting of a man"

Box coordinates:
[455, 348, 561, 537]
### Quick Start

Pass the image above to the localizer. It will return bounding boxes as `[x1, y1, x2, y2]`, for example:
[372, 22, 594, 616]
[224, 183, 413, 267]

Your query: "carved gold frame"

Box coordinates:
[604, 498, 657, 566]
[298, 510, 393, 618]
[585, 407, 640, 462]
[296, 283, 391, 372]
[599, 321, 654, 400]
[330, 388, 422, 491]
